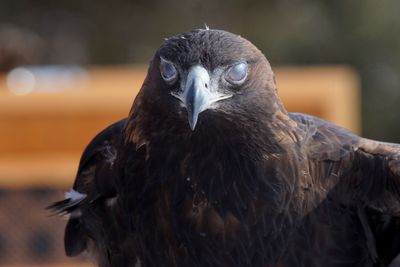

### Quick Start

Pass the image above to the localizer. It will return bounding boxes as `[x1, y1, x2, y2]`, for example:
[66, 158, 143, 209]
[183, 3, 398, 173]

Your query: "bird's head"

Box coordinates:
[131, 29, 286, 134]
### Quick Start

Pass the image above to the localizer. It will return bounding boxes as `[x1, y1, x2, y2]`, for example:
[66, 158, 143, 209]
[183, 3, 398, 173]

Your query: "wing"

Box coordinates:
[356, 138, 400, 266]
[292, 112, 400, 210]
[48, 119, 127, 259]
[291, 112, 400, 266]
[356, 138, 400, 213]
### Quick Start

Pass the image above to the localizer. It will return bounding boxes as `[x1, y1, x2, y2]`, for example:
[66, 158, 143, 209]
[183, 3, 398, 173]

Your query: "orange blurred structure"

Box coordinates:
[0, 65, 360, 188]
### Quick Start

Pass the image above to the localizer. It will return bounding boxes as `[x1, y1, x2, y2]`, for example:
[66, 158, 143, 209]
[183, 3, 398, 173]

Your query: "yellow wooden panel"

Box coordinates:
[277, 66, 360, 133]
[11, 263, 91, 267]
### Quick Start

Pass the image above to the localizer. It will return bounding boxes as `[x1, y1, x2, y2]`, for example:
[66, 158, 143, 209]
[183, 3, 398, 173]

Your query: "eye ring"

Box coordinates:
[160, 57, 178, 83]
[225, 62, 248, 85]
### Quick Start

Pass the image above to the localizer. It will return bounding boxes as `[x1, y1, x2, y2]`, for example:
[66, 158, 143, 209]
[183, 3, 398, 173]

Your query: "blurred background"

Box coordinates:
[0, 0, 399, 266]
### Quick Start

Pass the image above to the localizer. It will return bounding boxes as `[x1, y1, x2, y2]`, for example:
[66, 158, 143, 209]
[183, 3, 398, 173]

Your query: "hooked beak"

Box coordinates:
[173, 65, 232, 131]
[185, 66, 209, 130]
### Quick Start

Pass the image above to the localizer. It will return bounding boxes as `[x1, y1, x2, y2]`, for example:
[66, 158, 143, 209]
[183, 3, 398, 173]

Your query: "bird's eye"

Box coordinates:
[160, 58, 178, 83]
[225, 62, 248, 85]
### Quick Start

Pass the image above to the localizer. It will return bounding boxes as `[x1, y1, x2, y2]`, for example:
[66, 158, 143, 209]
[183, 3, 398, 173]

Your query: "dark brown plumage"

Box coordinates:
[49, 29, 400, 267]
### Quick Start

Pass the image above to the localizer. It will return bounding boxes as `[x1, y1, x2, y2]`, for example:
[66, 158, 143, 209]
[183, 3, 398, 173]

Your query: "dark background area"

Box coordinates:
[1, 0, 399, 141]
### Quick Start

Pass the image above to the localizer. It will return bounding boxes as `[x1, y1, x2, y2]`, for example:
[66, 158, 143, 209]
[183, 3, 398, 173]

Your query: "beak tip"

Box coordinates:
[188, 117, 197, 131]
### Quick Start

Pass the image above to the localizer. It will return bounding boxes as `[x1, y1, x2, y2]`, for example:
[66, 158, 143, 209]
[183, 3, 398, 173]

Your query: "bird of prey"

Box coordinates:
[49, 29, 400, 267]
